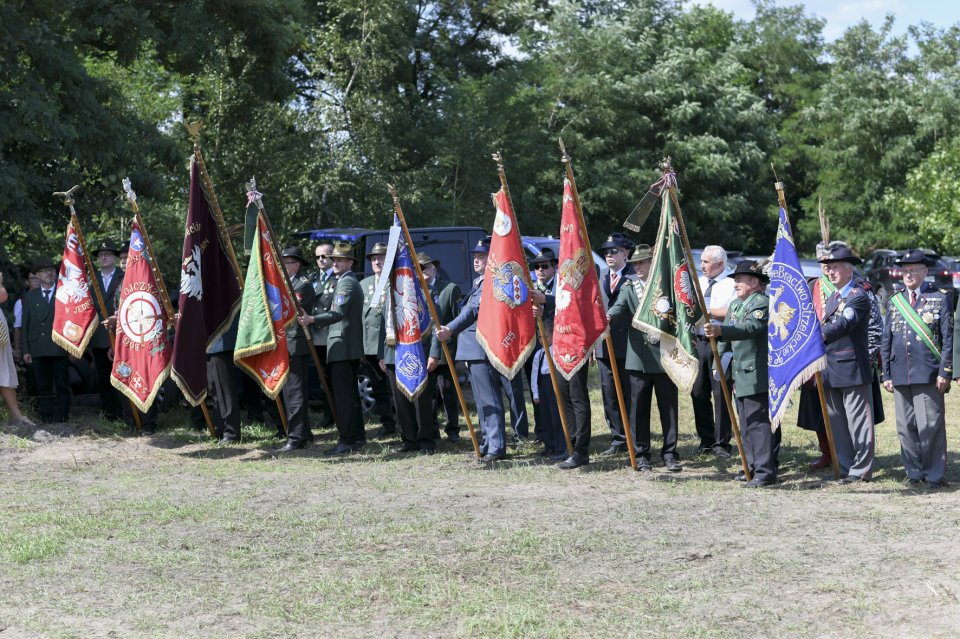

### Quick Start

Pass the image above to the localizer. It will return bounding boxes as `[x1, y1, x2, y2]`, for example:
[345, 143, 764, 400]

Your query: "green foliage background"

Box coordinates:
[3, 0, 960, 288]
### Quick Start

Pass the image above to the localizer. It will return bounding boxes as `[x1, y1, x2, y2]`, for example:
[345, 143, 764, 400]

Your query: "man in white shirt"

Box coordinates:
[693, 245, 736, 457]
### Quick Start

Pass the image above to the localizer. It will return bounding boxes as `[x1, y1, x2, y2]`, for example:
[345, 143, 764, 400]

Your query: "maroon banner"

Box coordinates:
[171, 159, 242, 405]
[52, 219, 99, 358]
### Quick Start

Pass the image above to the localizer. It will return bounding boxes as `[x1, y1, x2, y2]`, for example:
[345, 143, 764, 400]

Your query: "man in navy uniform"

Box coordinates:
[301, 242, 366, 454]
[527, 247, 557, 448]
[817, 243, 875, 483]
[360, 242, 396, 438]
[881, 249, 953, 487]
[596, 232, 635, 456]
[275, 247, 317, 452]
[704, 260, 779, 487]
[607, 245, 681, 472]
[21, 258, 70, 423]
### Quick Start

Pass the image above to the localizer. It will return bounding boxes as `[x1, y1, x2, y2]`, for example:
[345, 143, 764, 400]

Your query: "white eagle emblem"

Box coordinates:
[56, 261, 89, 304]
[393, 272, 422, 339]
[180, 244, 203, 301]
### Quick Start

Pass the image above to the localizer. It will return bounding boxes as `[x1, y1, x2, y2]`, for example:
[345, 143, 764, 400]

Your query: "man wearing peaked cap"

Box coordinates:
[360, 242, 396, 438]
[420, 251, 463, 442]
[817, 241, 875, 483]
[705, 260, 779, 486]
[90, 240, 124, 422]
[527, 247, 557, 450]
[881, 248, 953, 488]
[21, 257, 70, 423]
[300, 241, 366, 454]
[596, 232, 636, 457]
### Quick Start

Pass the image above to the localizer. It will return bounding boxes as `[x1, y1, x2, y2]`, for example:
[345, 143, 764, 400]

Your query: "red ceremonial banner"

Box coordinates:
[110, 220, 173, 413]
[476, 188, 536, 379]
[52, 219, 99, 358]
[552, 178, 609, 379]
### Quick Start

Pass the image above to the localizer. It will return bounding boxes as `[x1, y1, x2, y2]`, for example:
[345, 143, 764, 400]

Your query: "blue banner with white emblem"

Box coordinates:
[767, 206, 826, 430]
[387, 220, 432, 401]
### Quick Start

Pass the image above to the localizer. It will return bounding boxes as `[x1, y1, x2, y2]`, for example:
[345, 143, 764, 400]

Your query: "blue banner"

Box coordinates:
[767, 206, 826, 430]
[389, 219, 432, 400]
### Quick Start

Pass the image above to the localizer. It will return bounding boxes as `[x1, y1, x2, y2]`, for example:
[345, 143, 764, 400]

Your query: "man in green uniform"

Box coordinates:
[704, 260, 778, 487]
[422, 252, 462, 441]
[360, 242, 396, 437]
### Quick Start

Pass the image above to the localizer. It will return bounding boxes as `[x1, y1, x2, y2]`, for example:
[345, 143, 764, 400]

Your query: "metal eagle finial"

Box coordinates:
[52, 185, 80, 207]
[122, 177, 137, 205]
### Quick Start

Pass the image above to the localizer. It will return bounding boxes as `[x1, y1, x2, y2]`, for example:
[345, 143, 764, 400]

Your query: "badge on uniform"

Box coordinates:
[752, 309, 765, 319]
[842, 307, 855, 320]
[335, 293, 345, 305]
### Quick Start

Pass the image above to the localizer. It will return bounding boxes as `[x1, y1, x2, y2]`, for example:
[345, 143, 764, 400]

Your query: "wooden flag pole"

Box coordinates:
[52, 187, 143, 433]
[123, 179, 217, 439]
[387, 184, 482, 459]
[247, 186, 341, 434]
[559, 139, 639, 469]
[492, 153, 582, 460]
[661, 160, 751, 481]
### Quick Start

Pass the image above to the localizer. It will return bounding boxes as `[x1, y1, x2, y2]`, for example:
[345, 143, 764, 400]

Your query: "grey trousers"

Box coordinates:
[825, 383, 875, 479]
[893, 383, 948, 483]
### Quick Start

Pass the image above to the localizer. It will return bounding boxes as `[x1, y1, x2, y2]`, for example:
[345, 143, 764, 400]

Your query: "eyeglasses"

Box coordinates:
[316, 255, 331, 261]
[604, 249, 623, 256]
[533, 264, 552, 270]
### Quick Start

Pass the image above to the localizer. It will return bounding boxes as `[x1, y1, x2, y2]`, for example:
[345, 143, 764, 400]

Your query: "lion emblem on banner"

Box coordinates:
[490, 259, 529, 309]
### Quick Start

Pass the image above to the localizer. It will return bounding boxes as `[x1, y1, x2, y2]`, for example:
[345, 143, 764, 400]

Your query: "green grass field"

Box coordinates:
[1, 382, 959, 638]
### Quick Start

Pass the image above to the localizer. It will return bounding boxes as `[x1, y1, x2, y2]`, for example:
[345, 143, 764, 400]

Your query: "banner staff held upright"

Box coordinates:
[558, 139, 636, 467]
[387, 184, 482, 459]
[245, 177, 339, 434]
[773, 168, 841, 479]
[663, 159, 750, 480]
[52, 186, 143, 432]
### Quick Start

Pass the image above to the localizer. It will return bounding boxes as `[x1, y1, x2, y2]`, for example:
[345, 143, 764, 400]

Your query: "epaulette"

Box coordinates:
[940, 288, 951, 295]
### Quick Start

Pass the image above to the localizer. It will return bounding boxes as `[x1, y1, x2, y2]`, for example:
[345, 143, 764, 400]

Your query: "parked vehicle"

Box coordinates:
[943, 256, 960, 292]
[863, 249, 953, 311]
[520, 235, 604, 275]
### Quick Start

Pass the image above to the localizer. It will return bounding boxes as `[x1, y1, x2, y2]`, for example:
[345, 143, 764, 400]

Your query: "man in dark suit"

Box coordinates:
[527, 248, 557, 448]
[360, 242, 396, 438]
[818, 243, 875, 483]
[89, 241, 124, 421]
[21, 258, 70, 423]
[275, 246, 317, 453]
[421, 252, 462, 441]
[303, 242, 366, 454]
[881, 249, 953, 488]
[596, 232, 635, 456]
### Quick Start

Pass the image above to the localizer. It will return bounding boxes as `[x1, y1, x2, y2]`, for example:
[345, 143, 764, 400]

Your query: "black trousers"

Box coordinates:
[208, 351, 241, 440]
[387, 366, 435, 449]
[599, 357, 631, 447]
[434, 364, 460, 435]
[92, 347, 122, 420]
[691, 339, 731, 449]
[122, 396, 158, 432]
[737, 393, 780, 483]
[32, 355, 70, 423]
[282, 354, 311, 445]
[330, 359, 365, 445]
[556, 365, 591, 458]
[365, 354, 395, 428]
[629, 371, 678, 461]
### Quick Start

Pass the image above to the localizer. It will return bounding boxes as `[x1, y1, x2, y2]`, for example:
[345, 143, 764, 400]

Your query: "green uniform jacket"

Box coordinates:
[715, 291, 769, 398]
[313, 271, 363, 363]
[606, 279, 664, 374]
[22, 287, 68, 358]
[428, 277, 461, 360]
[310, 270, 336, 346]
[360, 274, 387, 357]
[286, 272, 316, 357]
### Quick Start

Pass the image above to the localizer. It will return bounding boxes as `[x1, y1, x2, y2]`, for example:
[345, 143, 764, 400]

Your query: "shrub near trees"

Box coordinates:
[3, 0, 960, 280]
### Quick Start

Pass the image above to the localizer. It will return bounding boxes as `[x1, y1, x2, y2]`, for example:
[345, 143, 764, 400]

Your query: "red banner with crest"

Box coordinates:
[52, 218, 99, 358]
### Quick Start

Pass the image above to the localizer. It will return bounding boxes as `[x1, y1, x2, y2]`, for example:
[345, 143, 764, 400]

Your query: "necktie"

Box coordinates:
[610, 272, 620, 290]
[44, 289, 51, 304]
[704, 279, 716, 298]
[910, 290, 918, 307]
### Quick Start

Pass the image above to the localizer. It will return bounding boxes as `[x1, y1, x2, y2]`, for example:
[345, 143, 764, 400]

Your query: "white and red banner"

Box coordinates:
[110, 219, 173, 413]
[476, 188, 536, 379]
[52, 218, 99, 358]
[552, 179, 609, 379]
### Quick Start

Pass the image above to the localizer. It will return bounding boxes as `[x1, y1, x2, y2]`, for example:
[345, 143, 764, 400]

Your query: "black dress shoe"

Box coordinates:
[323, 442, 355, 455]
[274, 441, 306, 454]
[479, 453, 505, 463]
[663, 457, 682, 472]
[600, 445, 625, 456]
[557, 453, 588, 469]
[732, 472, 747, 482]
[636, 458, 652, 472]
[741, 478, 773, 488]
[712, 446, 732, 459]
[446, 431, 461, 442]
[373, 426, 398, 439]
[392, 443, 419, 453]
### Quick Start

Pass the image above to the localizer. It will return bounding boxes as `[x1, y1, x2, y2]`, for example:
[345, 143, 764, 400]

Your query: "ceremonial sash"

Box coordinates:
[812, 275, 835, 321]
[890, 292, 940, 359]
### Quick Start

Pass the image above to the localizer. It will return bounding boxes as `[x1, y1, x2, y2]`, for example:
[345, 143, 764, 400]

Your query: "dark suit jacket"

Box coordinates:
[821, 283, 872, 388]
[428, 277, 461, 360]
[881, 284, 954, 385]
[90, 267, 124, 349]
[22, 287, 68, 358]
[286, 272, 316, 357]
[598, 264, 635, 360]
